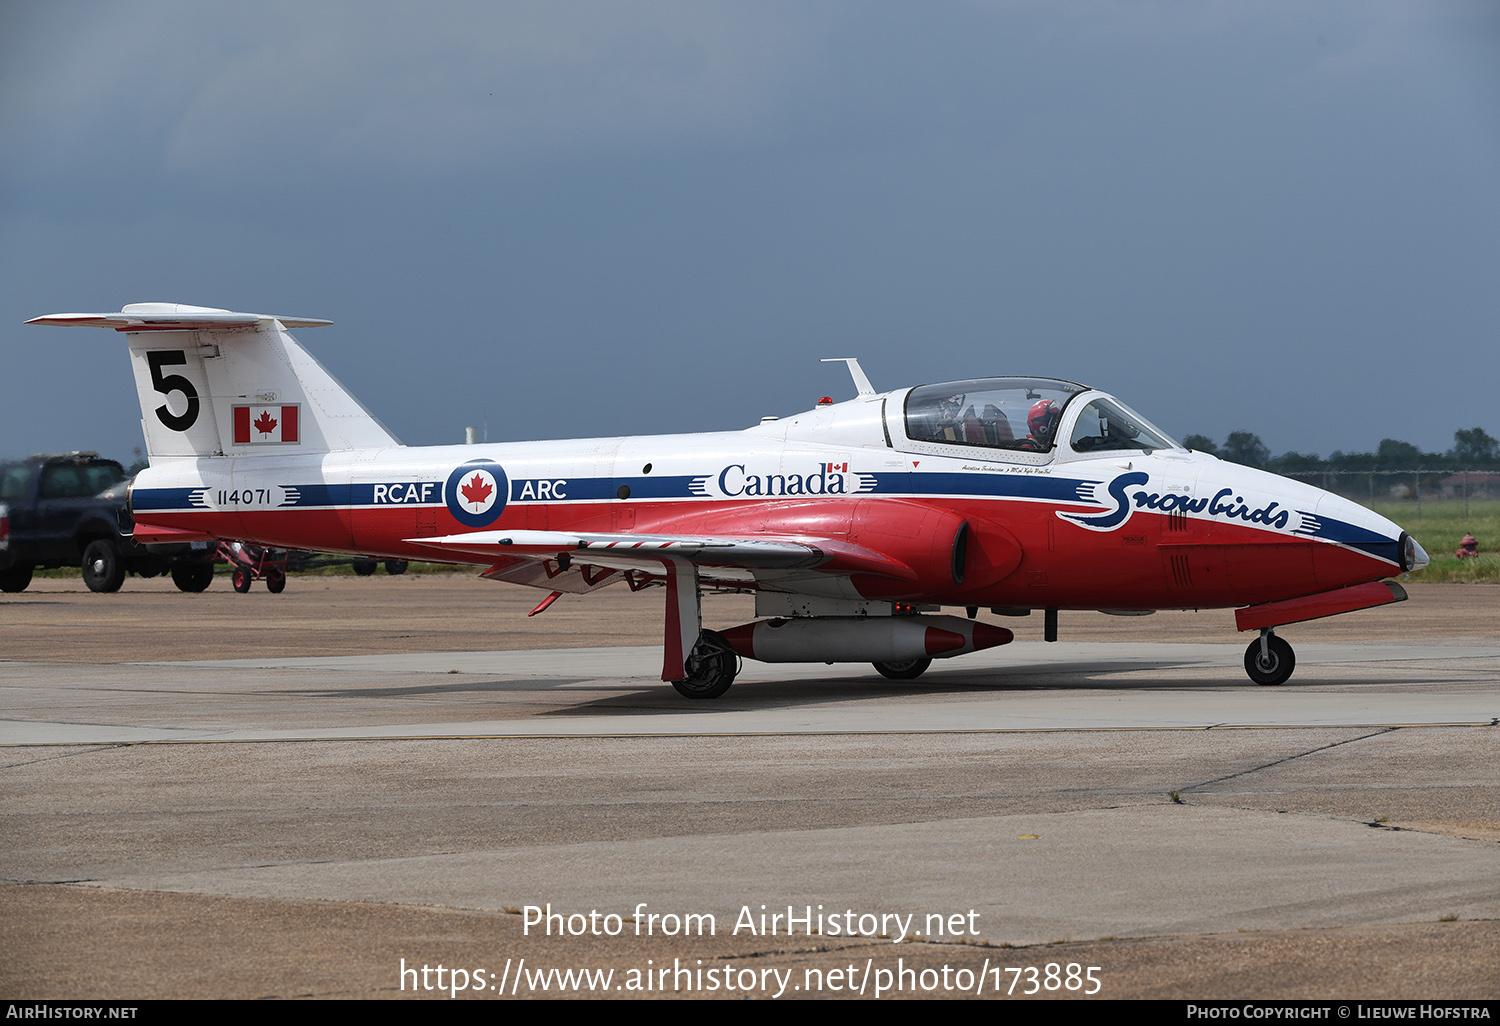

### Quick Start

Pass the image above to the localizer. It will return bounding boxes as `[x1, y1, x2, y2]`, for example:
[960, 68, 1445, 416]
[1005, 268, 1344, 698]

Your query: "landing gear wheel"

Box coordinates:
[0, 562, 35, 593]
[171, 562, 214, 593]
[384, 559, 409, 575]
[265, 568, 286, 594]
[671, 629, 739, 699]
[1244, 634, 1295, 686]
[232, 568, 252, 593]
[873, 657, 932, 680]
[82, 539, 126, 593]
[351, 557, 378, 576]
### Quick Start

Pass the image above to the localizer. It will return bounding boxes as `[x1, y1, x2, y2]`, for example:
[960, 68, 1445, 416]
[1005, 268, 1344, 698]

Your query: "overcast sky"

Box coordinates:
[3, 0, 1496, 463]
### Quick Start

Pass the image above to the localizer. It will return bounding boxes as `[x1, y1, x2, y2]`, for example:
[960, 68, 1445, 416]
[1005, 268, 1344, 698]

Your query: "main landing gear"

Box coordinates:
[671, 630, 739, 699]
[1244, 629, 1296, 686]
[873, 657, 932, 680]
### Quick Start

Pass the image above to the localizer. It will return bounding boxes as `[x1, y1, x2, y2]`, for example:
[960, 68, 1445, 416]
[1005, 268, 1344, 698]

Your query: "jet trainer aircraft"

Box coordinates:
[28, 303, 1428, 698]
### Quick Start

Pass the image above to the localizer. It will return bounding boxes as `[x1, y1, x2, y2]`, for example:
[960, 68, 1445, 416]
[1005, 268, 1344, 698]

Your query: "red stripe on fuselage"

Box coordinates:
[143, 497, 1397, 609]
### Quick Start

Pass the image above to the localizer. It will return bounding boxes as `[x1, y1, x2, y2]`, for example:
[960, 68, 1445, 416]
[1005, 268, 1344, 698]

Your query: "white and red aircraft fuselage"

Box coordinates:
[29, 304, 1428, 697]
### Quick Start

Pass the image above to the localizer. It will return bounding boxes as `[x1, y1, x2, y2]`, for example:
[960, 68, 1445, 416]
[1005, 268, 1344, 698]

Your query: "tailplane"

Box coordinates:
[27, 303, 399, 459]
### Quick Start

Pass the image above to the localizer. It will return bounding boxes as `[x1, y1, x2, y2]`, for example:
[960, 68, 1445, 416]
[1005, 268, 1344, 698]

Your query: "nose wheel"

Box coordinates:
[1244, 630, 1296, 686]
[671, 630, 739, 699]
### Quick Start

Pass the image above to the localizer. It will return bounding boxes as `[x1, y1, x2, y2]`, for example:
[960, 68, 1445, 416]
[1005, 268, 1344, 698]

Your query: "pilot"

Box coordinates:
[1018, 399, 1060, 450]
[1456, 533, 1479, 560]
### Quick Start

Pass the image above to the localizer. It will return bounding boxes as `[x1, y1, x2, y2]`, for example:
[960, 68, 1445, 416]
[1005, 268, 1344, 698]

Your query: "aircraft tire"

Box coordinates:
[1244, 635, 1295, 686]
[671, 629, 738, 699]
[171, 562, 214, 593]
[873, 657, 933, 681]
[384, 559, 409, 575]
[266, 568, 286, 594]
[82, 539, 126, 593]
[0, 562, 35, 593]
[232, 568, 253, 594]
[352, 557, 378, 576]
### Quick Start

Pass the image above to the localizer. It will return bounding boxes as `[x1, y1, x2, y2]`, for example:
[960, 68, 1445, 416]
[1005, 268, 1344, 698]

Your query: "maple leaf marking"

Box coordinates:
[461, 473, 494, 510]
[253, 411, 278, 436]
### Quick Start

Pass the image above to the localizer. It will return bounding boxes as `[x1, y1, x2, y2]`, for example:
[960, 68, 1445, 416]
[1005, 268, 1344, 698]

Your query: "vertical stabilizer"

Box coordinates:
[28, 304, 400, 459]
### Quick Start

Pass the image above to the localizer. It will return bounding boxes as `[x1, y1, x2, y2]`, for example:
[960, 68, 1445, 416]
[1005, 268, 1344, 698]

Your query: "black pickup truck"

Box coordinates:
[0, 453, 215, 593]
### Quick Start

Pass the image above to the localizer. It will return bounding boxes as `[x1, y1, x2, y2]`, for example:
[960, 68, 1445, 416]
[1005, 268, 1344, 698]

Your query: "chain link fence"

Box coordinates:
[1277, 469, 1499, 521]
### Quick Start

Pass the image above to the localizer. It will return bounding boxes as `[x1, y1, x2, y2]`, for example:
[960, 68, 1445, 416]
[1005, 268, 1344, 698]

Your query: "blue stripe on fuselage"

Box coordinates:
[1292, 513, 1401, 564]
[131, 471, 1098, 511]
[866, 472, 1098, 504]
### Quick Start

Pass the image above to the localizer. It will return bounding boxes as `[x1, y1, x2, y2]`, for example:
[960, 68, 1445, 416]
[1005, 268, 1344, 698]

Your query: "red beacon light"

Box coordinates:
[817, 396, 834, 406]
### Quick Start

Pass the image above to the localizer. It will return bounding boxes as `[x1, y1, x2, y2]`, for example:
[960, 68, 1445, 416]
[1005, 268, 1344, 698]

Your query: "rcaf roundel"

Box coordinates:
[445, 459, 508, 528]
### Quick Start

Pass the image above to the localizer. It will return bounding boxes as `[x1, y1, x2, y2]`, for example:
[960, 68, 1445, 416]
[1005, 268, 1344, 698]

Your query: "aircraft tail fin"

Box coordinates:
[27, 303, 400, 460]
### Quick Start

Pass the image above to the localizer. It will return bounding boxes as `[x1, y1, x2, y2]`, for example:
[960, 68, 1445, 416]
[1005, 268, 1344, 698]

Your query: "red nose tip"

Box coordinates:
[971, 622, 1014, 651]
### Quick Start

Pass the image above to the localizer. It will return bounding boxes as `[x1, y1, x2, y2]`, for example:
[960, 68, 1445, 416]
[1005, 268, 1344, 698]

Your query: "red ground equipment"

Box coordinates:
[217, 541, 288, 594]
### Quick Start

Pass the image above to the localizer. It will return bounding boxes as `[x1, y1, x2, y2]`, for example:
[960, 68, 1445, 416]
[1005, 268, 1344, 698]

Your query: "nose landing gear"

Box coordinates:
[1244, 629, 1296, 686]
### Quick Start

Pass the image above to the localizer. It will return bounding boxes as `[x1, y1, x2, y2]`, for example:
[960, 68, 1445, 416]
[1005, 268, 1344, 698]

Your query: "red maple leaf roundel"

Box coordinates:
[461, 472, 494, 510]
[253, 411, 278, 436]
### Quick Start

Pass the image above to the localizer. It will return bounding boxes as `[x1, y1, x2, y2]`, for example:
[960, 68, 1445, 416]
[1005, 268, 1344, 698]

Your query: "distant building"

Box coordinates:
[1440, 471, 1500, 499]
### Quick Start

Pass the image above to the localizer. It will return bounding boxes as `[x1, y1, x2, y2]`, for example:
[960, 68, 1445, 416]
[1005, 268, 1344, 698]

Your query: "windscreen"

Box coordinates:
[1068, 397, 1176, 453]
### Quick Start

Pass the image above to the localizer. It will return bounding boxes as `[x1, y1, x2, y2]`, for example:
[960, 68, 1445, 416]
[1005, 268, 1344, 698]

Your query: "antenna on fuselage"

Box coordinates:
[820, 358, 876, 397]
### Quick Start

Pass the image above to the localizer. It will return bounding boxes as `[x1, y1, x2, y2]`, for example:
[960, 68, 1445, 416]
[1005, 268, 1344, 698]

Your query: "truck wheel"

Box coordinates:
[0, 563, 34, 593]
[171, 562, 214, 593]
[352, 557, 378, 576]
[82, 539, 126, 593]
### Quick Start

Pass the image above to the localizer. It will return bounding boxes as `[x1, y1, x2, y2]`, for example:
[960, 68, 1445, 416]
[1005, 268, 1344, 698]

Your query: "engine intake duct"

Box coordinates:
[720, 615, 1013, 664]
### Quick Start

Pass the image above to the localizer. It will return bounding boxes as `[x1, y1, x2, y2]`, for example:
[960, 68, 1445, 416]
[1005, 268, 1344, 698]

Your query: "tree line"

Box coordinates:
[1181, 427, 1499, 473]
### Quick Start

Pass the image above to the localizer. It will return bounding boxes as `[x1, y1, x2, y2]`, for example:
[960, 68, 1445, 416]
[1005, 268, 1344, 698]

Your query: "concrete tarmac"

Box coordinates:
[1, 577, 1496, 1000]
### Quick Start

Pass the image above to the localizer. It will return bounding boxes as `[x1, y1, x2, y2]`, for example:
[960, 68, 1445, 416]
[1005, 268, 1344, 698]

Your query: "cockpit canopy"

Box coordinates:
[903, 377, 1176, 455]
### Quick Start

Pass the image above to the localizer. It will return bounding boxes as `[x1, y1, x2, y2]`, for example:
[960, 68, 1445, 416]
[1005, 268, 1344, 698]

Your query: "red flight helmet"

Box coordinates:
[1028, 399, 1058, 441]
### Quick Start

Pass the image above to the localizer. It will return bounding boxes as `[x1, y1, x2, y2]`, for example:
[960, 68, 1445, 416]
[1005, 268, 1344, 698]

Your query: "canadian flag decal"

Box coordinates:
[233, 405, 300, 444]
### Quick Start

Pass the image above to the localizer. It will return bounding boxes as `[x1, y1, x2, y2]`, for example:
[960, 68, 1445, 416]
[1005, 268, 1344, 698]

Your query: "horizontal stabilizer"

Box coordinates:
[26, 303, 331, 332]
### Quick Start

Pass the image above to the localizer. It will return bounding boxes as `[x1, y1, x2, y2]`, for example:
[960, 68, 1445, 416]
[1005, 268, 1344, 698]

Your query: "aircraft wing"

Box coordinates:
[407, 529, 919, 580]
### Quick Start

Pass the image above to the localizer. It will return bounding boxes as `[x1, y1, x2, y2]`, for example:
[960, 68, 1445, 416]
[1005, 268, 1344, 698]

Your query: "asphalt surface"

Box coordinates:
[1, 576, 1496, 1000]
